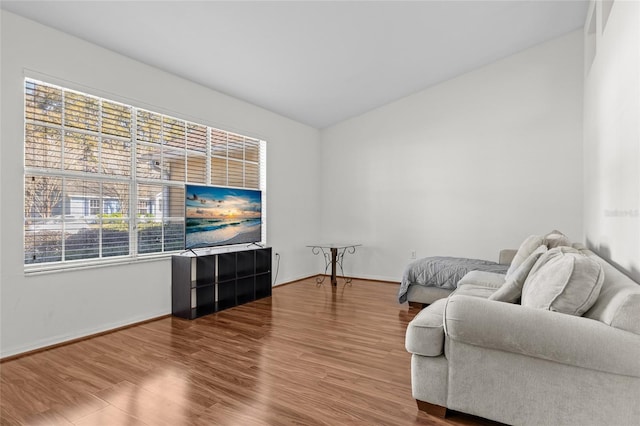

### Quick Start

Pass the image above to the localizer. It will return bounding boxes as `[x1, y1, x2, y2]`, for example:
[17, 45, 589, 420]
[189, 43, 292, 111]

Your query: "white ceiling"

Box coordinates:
[2, 1, 588, 129]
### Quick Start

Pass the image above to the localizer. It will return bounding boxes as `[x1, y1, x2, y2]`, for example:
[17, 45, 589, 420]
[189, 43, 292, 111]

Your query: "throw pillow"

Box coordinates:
[521, 247, 604, 316]
[506, 235, 545, 278]
[610, 293, 640, 335]
[489, 244, 547, 303]
[544, 229, 571, 249]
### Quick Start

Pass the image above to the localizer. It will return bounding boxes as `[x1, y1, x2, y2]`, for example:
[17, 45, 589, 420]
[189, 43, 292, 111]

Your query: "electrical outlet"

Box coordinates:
[410, 250, 417, 259]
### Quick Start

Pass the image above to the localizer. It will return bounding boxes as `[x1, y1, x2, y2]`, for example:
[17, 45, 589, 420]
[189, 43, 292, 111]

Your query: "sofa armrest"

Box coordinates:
[498, 249, 517, 265]
[444, 295, 640, 377]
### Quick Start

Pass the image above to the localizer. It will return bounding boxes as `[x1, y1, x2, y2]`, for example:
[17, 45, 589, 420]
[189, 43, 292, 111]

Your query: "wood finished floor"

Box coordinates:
[0, 278, 497, 426]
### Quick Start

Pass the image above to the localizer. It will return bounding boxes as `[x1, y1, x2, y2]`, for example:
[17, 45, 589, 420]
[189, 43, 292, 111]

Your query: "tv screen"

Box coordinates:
[185, 184, 262, 249]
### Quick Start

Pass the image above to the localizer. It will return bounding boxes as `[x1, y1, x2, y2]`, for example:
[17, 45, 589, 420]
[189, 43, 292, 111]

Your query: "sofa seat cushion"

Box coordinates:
[522, 247, 604, 316]
[406, 285, 453, 305]
[454, 283, 498, 299]
[457, 271, 506, 289]
[405, 298, 447, 357]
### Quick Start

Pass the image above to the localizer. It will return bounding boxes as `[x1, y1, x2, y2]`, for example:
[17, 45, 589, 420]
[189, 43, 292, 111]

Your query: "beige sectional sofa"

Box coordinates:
[405, 242, 640, 425]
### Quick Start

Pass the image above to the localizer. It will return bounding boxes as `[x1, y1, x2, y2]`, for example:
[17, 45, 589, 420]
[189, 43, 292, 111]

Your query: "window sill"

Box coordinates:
[23, 252, 179, 276]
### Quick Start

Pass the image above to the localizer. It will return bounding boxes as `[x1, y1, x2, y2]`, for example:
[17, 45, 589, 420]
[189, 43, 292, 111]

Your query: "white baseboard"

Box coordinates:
[0, 310, 170, 359]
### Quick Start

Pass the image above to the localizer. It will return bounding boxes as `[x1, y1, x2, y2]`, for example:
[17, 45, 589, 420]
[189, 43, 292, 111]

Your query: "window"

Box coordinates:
[89, 199, 100, 215]
[24, 79, 266, 269]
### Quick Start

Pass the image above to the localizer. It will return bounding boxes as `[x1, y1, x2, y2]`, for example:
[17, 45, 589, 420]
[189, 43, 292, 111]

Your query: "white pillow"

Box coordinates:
[489, 245, 547, 303]
[506, 235, 545, 278]
[521, 247, 604, 316]
[544, 229, 571, 249]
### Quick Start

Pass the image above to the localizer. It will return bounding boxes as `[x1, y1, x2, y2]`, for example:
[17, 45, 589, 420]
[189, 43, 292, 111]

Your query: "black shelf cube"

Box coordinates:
[172, 247, 272, 319]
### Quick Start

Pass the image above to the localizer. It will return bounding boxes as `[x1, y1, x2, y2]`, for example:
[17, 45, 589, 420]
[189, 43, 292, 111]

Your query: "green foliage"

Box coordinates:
[99, 212, 123, 218]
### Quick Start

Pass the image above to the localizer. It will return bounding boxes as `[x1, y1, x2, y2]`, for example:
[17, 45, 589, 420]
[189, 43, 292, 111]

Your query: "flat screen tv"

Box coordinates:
[185, 184, 262, 249]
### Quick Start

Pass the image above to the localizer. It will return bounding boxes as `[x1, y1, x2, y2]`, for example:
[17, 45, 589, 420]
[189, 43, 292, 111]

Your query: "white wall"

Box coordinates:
[0, 11, 321, 358]
[583, 1, 640, 281]
[320, 31, 584, 282]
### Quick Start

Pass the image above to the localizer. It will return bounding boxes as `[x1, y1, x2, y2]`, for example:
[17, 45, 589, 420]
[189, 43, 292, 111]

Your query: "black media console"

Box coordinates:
[171, 247, 272, 319]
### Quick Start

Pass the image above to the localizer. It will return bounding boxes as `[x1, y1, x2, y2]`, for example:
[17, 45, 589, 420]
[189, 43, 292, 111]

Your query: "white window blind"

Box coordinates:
[24, 78, 266, 269]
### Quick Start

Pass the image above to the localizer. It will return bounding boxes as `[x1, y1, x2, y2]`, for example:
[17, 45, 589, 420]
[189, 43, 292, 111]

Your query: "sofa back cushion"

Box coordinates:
[521, 247, 604, 316]
[489, 245, 547, 303]
[506, 235, 545, 278]
[543, 229, 571, 249]
[578, 246, 640, 335]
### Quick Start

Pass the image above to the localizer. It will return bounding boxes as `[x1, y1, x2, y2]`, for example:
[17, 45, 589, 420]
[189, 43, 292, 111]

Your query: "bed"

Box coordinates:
[398, 256, 509, 304]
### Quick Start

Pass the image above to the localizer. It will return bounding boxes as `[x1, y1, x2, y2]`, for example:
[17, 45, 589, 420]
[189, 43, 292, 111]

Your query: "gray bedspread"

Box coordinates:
[398, 256, 508, 303]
